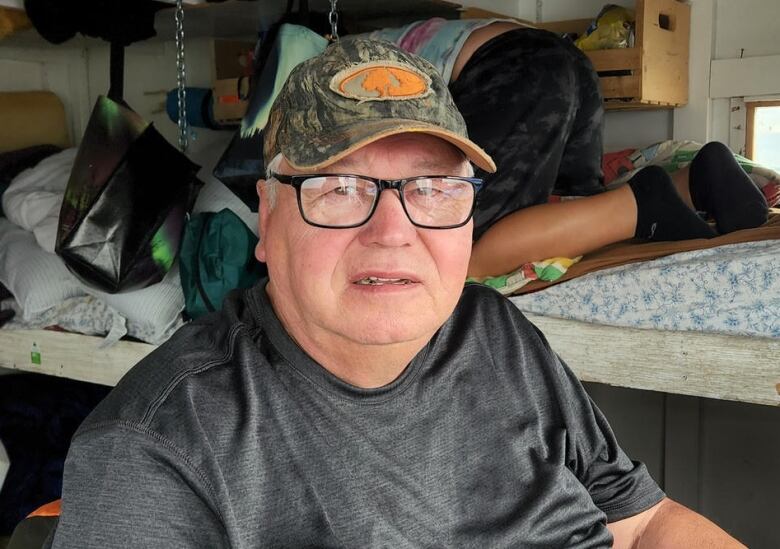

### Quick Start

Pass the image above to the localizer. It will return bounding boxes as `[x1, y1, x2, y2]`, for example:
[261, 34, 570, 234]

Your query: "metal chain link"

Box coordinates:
[175, 0, 188, 152]
[328, 0, 339, 41]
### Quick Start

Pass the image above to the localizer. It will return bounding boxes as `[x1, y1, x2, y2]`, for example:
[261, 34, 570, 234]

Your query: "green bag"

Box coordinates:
[179, 208, 265, 319]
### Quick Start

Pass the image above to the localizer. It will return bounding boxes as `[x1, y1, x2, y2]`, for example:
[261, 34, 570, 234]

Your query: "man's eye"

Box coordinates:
[333, 185, 357, 196]
[414, 186, 443, 197]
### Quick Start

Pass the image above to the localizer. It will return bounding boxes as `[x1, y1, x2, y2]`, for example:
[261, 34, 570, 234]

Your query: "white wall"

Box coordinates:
[709, 0, 780, 152]
[714, 0, 780, 59]
[85, 37, 231, 163]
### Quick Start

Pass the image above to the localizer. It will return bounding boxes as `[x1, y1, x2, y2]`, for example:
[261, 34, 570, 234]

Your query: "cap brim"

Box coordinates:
[283, 119, 497, 173]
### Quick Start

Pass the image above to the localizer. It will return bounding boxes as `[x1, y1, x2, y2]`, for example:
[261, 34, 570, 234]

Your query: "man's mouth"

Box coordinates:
[354, 276, 414, 286]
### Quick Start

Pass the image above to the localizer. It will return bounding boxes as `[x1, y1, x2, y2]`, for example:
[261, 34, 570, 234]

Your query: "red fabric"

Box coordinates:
[602, 148, 636, 185]
[27, 499, 61, 519]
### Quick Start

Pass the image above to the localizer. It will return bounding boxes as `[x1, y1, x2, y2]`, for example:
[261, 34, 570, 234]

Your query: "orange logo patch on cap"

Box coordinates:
[330, 62, 432, 101]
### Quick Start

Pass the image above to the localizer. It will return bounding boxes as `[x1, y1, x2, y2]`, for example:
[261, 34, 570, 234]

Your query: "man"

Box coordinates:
[47, 38, 743, 548]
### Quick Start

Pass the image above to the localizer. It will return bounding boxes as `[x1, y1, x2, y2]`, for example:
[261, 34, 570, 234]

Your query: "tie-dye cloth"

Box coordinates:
[362, 17, 514, 83]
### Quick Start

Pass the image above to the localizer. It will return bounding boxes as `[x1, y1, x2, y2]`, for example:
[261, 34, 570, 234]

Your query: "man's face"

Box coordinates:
[256, 133, 473, 351]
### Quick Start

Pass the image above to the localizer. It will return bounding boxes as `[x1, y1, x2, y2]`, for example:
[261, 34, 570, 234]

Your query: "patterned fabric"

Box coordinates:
[511, 240, 780, 338]
[603, 140, 780, 207]
[448, 28, 606, 240]
[363, 18, 506, 83]
[3, 295, 184, 346]
[469, 256, 581, 295]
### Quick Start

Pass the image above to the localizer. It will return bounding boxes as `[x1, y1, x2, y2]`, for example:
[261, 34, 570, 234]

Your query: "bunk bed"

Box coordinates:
[0, 3, 778, 408]
[1, 88, 778, 406]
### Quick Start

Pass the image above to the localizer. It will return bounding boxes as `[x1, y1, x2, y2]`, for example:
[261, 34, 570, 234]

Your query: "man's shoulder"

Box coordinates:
[457, 283, 532, 326]
[77, 287, 267, 437]
[451, 283, 557, 363]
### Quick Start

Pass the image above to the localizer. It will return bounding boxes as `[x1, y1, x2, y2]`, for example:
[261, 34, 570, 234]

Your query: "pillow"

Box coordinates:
[0, 144, 61, 213]
[0, 218, 85, 319]
[85, 263, 186, 346]
[0, 217, 185, 344]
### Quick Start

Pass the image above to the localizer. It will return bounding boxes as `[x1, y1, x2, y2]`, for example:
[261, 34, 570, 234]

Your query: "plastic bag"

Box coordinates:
[56, 96, 202, 293]
[575, 4, 635, 51]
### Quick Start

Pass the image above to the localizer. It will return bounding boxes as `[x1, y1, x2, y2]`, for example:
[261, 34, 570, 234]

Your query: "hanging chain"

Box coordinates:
[328, 0, 339, 42]
[175, 0, 188, 152]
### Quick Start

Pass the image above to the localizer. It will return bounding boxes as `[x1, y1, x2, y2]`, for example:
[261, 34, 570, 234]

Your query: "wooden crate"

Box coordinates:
[538, 0, 690, 110]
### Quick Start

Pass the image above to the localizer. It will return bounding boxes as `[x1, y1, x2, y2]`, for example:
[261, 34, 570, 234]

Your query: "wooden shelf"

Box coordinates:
[538, 0, 690, 110]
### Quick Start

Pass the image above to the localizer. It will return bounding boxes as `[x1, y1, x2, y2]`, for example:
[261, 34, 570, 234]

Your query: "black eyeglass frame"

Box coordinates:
[270, 172, 484, 229]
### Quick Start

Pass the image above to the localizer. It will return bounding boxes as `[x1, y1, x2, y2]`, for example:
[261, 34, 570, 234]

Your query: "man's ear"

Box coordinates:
[255, 179, 270, 263]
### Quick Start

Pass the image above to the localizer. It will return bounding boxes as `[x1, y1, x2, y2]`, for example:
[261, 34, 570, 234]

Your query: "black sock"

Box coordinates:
[628, 165, 717, 241]
[689, 141, 768, 233]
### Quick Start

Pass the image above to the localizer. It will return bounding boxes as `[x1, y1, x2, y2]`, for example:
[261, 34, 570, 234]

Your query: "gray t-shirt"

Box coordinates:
[50, 283, 664, 548]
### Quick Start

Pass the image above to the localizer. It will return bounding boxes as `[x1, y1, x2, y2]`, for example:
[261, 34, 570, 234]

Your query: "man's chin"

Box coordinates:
[338, 313, 439, 347]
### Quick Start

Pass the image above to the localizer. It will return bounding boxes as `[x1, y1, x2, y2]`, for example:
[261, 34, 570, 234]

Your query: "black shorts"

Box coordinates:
[449, 28, 605, 240]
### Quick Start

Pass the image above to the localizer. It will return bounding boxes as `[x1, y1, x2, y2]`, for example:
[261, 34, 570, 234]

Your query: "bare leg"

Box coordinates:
[468, 185, 638, 278]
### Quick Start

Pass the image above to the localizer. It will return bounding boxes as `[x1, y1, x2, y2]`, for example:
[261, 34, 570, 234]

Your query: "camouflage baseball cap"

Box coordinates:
[263, 37, 496, 173]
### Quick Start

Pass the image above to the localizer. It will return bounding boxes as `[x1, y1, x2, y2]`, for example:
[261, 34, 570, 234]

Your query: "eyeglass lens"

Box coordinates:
[297, 176, 475, 228]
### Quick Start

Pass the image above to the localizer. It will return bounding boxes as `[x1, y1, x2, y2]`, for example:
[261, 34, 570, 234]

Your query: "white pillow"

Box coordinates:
[0, 218, 184, 344]
[0, 218, 86, 319]
[85, 263, 186, 345]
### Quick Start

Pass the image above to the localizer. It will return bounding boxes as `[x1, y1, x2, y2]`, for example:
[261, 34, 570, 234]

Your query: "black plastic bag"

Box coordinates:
[212, 129, 264, 212]
[56, 96, 201, 293]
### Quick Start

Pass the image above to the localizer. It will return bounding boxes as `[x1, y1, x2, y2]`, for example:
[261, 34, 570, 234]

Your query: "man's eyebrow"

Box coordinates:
[408, 157, 459, 173]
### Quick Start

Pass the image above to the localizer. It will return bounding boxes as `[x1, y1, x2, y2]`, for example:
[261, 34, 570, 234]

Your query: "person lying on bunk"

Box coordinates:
[47, 38, 744, 548]
[360, 18, 770, 278]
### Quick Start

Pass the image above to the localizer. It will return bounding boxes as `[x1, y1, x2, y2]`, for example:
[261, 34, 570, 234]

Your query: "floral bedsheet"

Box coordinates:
[510, 240, 780, 338]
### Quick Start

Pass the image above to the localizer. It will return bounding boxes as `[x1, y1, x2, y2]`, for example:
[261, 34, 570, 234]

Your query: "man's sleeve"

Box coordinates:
[48, 422, 228, 549]
[550, 353, 666, 522]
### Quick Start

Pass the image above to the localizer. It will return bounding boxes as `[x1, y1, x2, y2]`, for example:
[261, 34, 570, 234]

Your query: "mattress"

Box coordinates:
[511, 239, 780, 339]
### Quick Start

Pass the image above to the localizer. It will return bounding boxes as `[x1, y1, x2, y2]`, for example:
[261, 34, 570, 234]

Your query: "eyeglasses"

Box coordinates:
[270, 173, 483, 229]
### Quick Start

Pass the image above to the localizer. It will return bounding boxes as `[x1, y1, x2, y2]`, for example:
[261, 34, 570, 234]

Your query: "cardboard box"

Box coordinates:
[212, 39, 255, 125]
[213, 76, 251, 125]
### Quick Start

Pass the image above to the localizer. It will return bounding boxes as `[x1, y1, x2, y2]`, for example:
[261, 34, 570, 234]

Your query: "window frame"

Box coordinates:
[745, 99, 780, 161]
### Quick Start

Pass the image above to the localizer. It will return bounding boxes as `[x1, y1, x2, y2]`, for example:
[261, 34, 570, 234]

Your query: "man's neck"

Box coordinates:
[304, 335, 430, 389]
[268, 292, 430, 389]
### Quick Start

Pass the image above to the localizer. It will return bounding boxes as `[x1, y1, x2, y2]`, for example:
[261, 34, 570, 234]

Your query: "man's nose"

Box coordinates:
[358, 190, 416, 246]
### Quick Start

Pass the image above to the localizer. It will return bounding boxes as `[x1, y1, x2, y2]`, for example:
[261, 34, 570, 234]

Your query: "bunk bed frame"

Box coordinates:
[0, 4, 777, 408]
[2, 316, 779, 406]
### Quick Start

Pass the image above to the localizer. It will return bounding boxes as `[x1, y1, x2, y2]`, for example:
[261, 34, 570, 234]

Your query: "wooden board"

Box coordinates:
[599, 75, 642, 100]
[0, 329, 155, 386]
[526, 314, 780, 407]
[638, 0, 690, 106]
[587, 48, 641, 72]
[2, 319, 779, 407]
